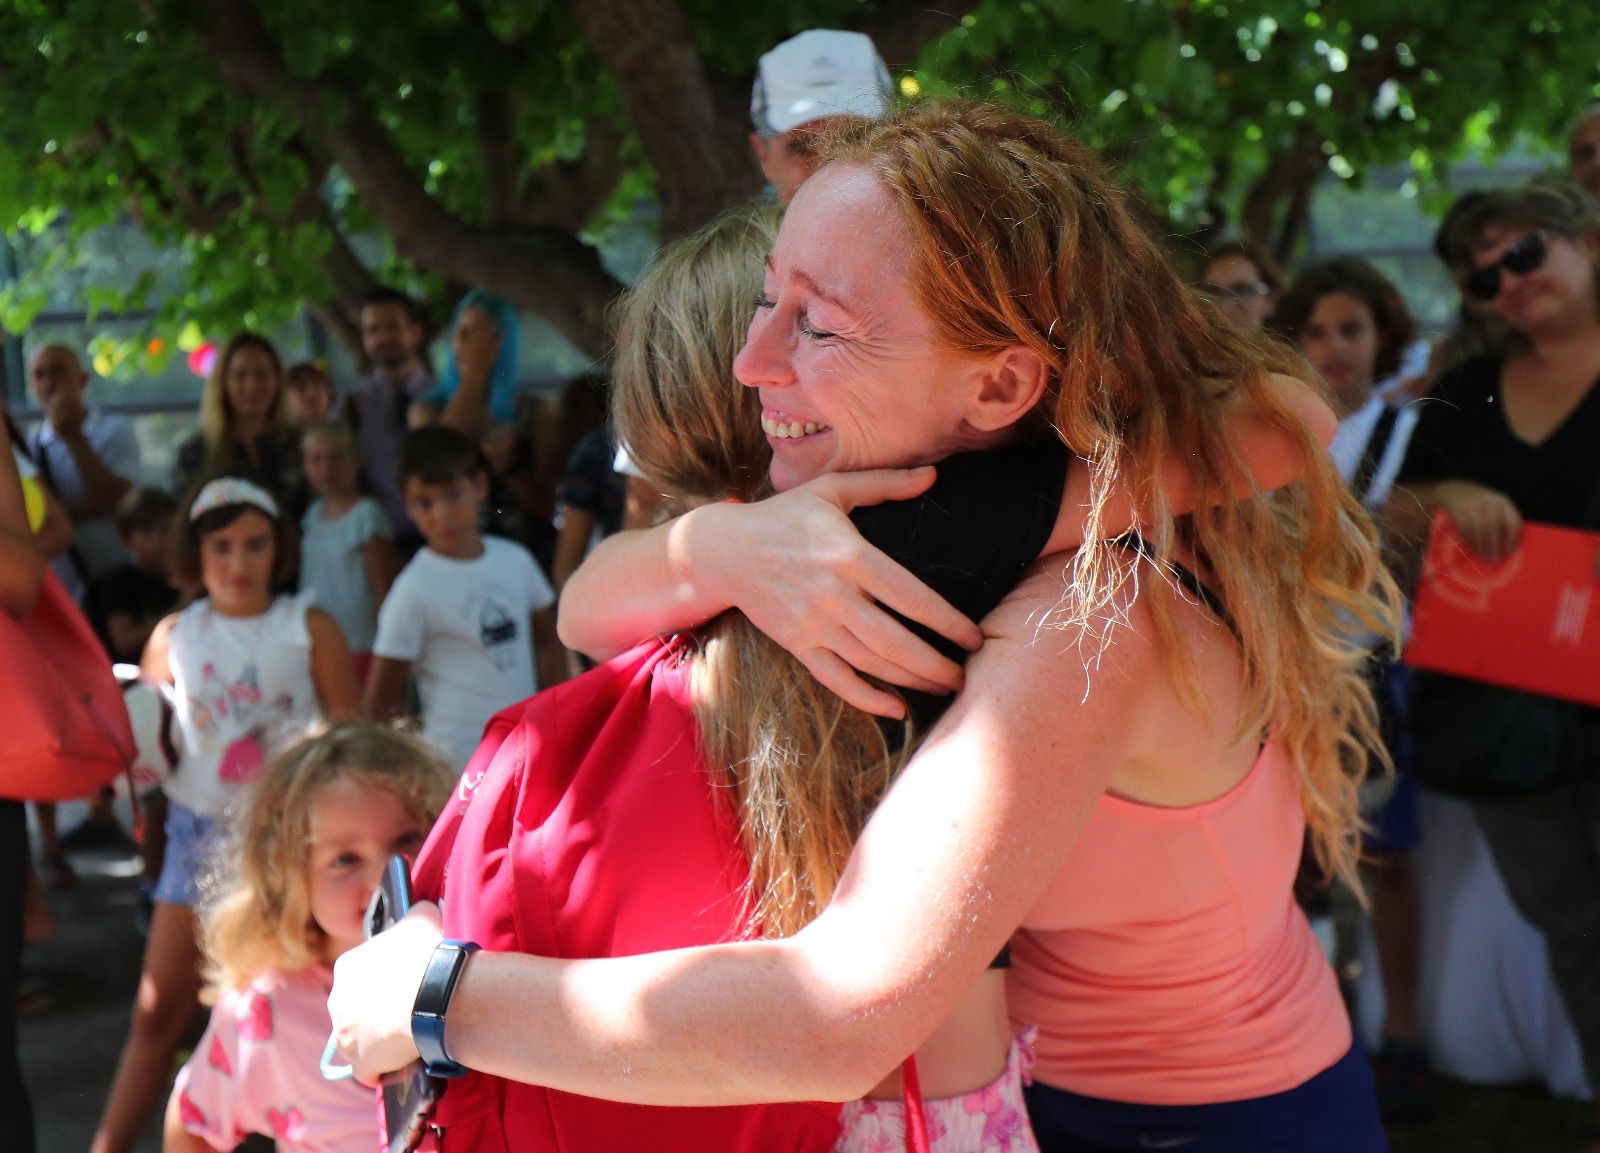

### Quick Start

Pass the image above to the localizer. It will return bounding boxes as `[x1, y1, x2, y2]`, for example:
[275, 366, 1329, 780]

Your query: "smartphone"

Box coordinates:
[367, 855, 415, 940]
[366, 856, 445, 1153]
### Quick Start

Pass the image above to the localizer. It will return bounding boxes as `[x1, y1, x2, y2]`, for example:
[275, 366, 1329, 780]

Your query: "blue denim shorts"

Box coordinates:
[152, 801, 218, 907]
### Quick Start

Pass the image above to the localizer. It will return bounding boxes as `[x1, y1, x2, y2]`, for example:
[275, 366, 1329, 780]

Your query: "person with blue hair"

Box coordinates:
[411, 290, 522, 434]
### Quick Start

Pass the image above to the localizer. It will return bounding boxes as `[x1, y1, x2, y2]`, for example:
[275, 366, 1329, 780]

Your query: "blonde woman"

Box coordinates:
[171, 333, 303, 515]
[334, 104, 1393, 1152]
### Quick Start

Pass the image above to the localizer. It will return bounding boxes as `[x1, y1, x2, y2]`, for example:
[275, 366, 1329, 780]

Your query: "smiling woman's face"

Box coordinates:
[733, 164, 996, 493]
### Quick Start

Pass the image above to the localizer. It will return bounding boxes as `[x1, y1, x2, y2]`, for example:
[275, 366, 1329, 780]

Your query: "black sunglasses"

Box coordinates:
[1464, 231, 1553, 301]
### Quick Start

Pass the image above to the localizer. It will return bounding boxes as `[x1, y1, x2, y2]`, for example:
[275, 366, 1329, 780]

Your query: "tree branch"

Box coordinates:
[476, 87, 520, 227]
[454, 0, 525, 227]
[860, 0, 980, 68]
[1240, 119, 1323, 257]
[517, 121, 628, 233]
[93, 120, 243, 234]
[568, 0, 743, 237]
[197, 0, 619, 357]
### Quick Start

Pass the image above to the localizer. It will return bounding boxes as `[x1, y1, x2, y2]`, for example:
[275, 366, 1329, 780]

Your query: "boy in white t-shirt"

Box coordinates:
[365, 427, 561, 770]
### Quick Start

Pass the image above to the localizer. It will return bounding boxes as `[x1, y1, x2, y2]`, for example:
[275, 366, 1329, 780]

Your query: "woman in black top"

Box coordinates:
[1391, 182, 1600, 551]
[1387, 178, 1600, 1151]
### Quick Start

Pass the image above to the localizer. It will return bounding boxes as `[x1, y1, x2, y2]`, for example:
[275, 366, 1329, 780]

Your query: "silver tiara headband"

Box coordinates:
[189, 477, 279, 522]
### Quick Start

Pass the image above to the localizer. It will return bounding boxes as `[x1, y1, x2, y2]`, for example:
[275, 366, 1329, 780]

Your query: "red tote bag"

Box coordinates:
[0, 567, 134, 801]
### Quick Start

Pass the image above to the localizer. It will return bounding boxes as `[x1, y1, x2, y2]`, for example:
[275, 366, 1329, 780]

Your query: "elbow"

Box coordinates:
[802, 1027, 909, 1103]
[0, 568, 44, 617]
[772, 991, 922, 1102]
[1264, 370, 1338, 450]
[823, 1057, 902, 1105]
[554, 593, 614, 660]
[1286, 376, 1338, 449]
[1, 586, 40, 618]
[554, 603, 592, 655]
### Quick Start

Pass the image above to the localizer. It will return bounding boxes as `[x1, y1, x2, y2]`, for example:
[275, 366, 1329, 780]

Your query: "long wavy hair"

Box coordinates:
[198, 332, 292, 464]
[612, 205, 911, 937]
[819, 103, 1399, 892]
[199, 724, 455, 998]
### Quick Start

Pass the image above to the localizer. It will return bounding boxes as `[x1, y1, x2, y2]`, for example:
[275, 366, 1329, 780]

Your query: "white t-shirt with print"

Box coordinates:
[299, 497, 391, 653]
[165, 593, 322, 818]
[373, 536, 555, 770]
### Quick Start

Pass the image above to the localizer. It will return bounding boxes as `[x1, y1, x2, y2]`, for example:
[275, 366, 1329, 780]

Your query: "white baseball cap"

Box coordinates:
[751, 30, 893, 136]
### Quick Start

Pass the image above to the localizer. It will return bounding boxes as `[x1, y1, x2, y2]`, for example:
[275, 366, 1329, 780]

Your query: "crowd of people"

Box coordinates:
[3, 282, 623, 1153]
[0, 25, 1596, 1153]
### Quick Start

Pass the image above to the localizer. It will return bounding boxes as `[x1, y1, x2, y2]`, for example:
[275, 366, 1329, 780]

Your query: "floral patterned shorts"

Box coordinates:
[833, 1029, 1039, 1153]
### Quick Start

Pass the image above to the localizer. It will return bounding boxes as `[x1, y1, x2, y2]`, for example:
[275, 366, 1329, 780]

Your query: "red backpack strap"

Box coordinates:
[901, 1056, 931, 1153]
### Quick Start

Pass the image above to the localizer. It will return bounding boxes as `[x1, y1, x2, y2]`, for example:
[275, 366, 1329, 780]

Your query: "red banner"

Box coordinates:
[1404, 513, 1600, 707]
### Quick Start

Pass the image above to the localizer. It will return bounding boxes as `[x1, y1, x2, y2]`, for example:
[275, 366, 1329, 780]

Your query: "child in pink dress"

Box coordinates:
[163, 725, 454, 1153]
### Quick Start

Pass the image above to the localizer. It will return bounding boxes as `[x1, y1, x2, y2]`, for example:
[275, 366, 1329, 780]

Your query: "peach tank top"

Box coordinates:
[1006, 739, 1351, 1106]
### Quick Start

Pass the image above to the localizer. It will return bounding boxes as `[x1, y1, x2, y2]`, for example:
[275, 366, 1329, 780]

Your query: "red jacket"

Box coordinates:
[411, 640, 842, 1152]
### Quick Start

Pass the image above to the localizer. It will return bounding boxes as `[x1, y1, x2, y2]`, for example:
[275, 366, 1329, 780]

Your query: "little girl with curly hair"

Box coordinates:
[163, 725, 454, 1153]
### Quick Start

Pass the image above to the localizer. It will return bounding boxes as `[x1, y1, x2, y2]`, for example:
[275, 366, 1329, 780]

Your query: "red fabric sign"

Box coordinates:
[1404, 513, 1600, 707]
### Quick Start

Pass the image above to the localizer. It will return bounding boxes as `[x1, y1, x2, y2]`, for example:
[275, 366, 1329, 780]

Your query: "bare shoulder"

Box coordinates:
[977, 554, 1163, 681]
[945, 556, 1166, 764]
[305, 605, 349, 648]
[146, 611, 180, 652]
[971, 553, 1246, 781]
[141, 612, 181, 683]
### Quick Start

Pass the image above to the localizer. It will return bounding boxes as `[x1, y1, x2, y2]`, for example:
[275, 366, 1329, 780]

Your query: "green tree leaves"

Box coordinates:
[0, 0, 1590, 371]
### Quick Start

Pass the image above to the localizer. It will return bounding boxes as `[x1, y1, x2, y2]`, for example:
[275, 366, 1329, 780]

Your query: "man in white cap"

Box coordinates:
[749, 29, 894, 203]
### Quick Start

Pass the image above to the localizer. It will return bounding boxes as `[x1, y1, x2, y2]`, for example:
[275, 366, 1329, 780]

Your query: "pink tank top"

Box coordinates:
[1006, 739, 1351, 1106]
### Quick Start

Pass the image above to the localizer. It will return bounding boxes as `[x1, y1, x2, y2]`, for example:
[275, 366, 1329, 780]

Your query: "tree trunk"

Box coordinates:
[198, 0, 622, 358]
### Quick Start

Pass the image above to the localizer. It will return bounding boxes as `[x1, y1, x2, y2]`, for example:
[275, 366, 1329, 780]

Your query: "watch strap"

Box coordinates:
[411, 939, 480, 1078]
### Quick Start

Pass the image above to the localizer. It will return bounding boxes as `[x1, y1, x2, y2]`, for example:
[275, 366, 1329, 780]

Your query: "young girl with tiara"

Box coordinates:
[89, 476, 360, 1153]
[164, 725, 455, 1153]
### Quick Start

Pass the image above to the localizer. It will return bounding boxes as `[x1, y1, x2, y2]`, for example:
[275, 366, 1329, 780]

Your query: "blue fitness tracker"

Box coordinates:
[411, 939, 481, 1079]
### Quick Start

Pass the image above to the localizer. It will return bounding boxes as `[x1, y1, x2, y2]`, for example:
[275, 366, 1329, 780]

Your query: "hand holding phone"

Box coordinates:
[352, 856, 446, 1153]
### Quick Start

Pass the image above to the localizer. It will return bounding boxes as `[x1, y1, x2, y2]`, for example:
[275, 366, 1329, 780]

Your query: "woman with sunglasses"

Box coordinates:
[1387, 178, 1600, 1152]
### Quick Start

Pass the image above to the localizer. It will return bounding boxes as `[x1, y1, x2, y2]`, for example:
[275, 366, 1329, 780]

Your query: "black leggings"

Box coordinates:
[0, 800, 33, 1152]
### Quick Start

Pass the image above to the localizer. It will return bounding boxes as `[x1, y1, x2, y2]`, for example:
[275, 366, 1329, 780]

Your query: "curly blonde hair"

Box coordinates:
[199, 724, 455, 998]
